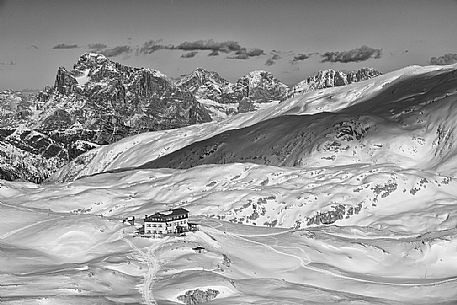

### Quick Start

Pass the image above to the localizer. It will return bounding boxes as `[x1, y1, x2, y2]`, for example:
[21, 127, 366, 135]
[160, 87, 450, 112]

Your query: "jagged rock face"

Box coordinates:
[0, 90, 38, 128]
[290, 68, 381, 97]
[237, 70, 289, 103]
[346, 67, 381, 84]
[0, 54, 214, 183]
[54, 67, 79, 95]
[176, 68, 290, 117]
[0, 55, 382, 183]
[0, 127, 98, 183]
[177, 289, 219, 305]
[176, 68, 244, 104]
[37, 53, 212, 144]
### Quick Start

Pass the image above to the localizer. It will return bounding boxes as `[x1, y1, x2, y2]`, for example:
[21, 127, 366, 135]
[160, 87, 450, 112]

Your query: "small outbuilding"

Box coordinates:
[123, 216, 135, 226]
[192, 246, 206, 253]
[188, 222, 199, 232]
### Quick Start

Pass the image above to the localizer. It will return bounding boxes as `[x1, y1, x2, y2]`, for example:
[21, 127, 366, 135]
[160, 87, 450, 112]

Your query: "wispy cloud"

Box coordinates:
[181, 51, 198, 58]
[208, 49, 219, 56]
[139, 39, 173, 54]
[0, 60, 16, 70]
[227, 53, 250, 60]
[292, 54, 311, 62]
[138, 38, 264, 60]
[430, 53, 457, 65]
[176, 39, 241, 53]
[245, 48, 264, 57]
[265, 58, 275, 66]
[88, 43, 107, 50]
[321, 45, 382, 63]
[265, 53, 281, 66]
[53, 43, 79, 49]
[100, 46, 131, 57]
[227, 48, 265, 60]
[0, 61, 16, 66]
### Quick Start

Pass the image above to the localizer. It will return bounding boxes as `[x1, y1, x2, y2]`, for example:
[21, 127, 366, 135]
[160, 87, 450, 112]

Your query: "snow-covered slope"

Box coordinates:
[3, 161, 457, 304]
[143, 66, 457, 174]
[3, 64, 457, 305]
[6, 162, 457, 232]
[50, 64, 457, 182]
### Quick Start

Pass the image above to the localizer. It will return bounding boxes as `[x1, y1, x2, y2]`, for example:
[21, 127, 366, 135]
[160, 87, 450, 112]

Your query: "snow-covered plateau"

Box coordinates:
[2, 63, 457, 305]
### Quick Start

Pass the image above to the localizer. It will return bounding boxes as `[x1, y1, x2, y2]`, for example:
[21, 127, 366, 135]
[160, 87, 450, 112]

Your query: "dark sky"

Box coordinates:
[1, 0, 457, 89]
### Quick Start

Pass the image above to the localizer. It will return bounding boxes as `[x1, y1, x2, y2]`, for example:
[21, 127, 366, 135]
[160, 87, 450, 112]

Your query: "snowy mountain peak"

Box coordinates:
[176, 68, 243, 107]
[289, 67, 381, 97]
[177, 67, 229, 88]
[240, 70, 273, 85]
[76, 52, 109, 67]
[237, 70, 289, 103]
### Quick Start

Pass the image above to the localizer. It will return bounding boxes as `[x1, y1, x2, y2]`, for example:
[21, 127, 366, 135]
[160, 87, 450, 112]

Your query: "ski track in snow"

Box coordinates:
[0, 201, 65, 239]
[202, 220, 457, 288]
[0, 200, 48, 214]
[125, 236, 170, 305]
[0, 216, 65, 240]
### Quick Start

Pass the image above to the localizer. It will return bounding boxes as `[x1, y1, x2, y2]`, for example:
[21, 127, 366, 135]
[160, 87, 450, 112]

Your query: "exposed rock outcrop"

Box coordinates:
[237, 70, 289, 103]
[177, 289, 219, 305]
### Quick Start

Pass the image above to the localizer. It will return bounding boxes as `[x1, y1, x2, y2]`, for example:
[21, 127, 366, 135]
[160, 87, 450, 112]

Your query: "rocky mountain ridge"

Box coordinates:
[140, 66, 457, 174]
[289, 68, 381, 98]
[0, 53, 381, 182]
[175, 67, 380, 116]
[37, 53, 212, 140]
[0, 53, 213, 182]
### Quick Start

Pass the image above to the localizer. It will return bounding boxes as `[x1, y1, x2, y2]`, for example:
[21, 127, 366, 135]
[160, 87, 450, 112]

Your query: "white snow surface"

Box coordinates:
[74, 69, 91, 87]
[3, 64, 457, 304]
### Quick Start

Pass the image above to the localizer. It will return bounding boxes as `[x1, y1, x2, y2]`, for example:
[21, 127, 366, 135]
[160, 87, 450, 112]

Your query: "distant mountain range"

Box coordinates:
[0, 53, 381, 182]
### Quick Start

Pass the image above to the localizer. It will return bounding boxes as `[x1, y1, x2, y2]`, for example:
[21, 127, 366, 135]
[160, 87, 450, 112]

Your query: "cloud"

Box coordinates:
[0, 60, 16, 66]
[28, 45, 39, 50]
[138, 38, 264, 59]
[265, 53, 281, 66]
[234, 48, 264, 56]
[53, 43, 79, 49]
[139, 39, 173, 54]
[88, 43, 107, 50]
[227, 53, 250, 60]
[176, 39, 242, 53]
[430, 53, 457, 65]
[100, 46, 131, 57]
[227, 48, 265, 60]
[321, 45, 382, 63]
[246, 48, 264, 57]
[181, 51, 198, 58]
[208, 49, 219, 56]
[292, 54, 310, 61]
[265, 58, 275, 66]
[0, 60, 16, 70]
